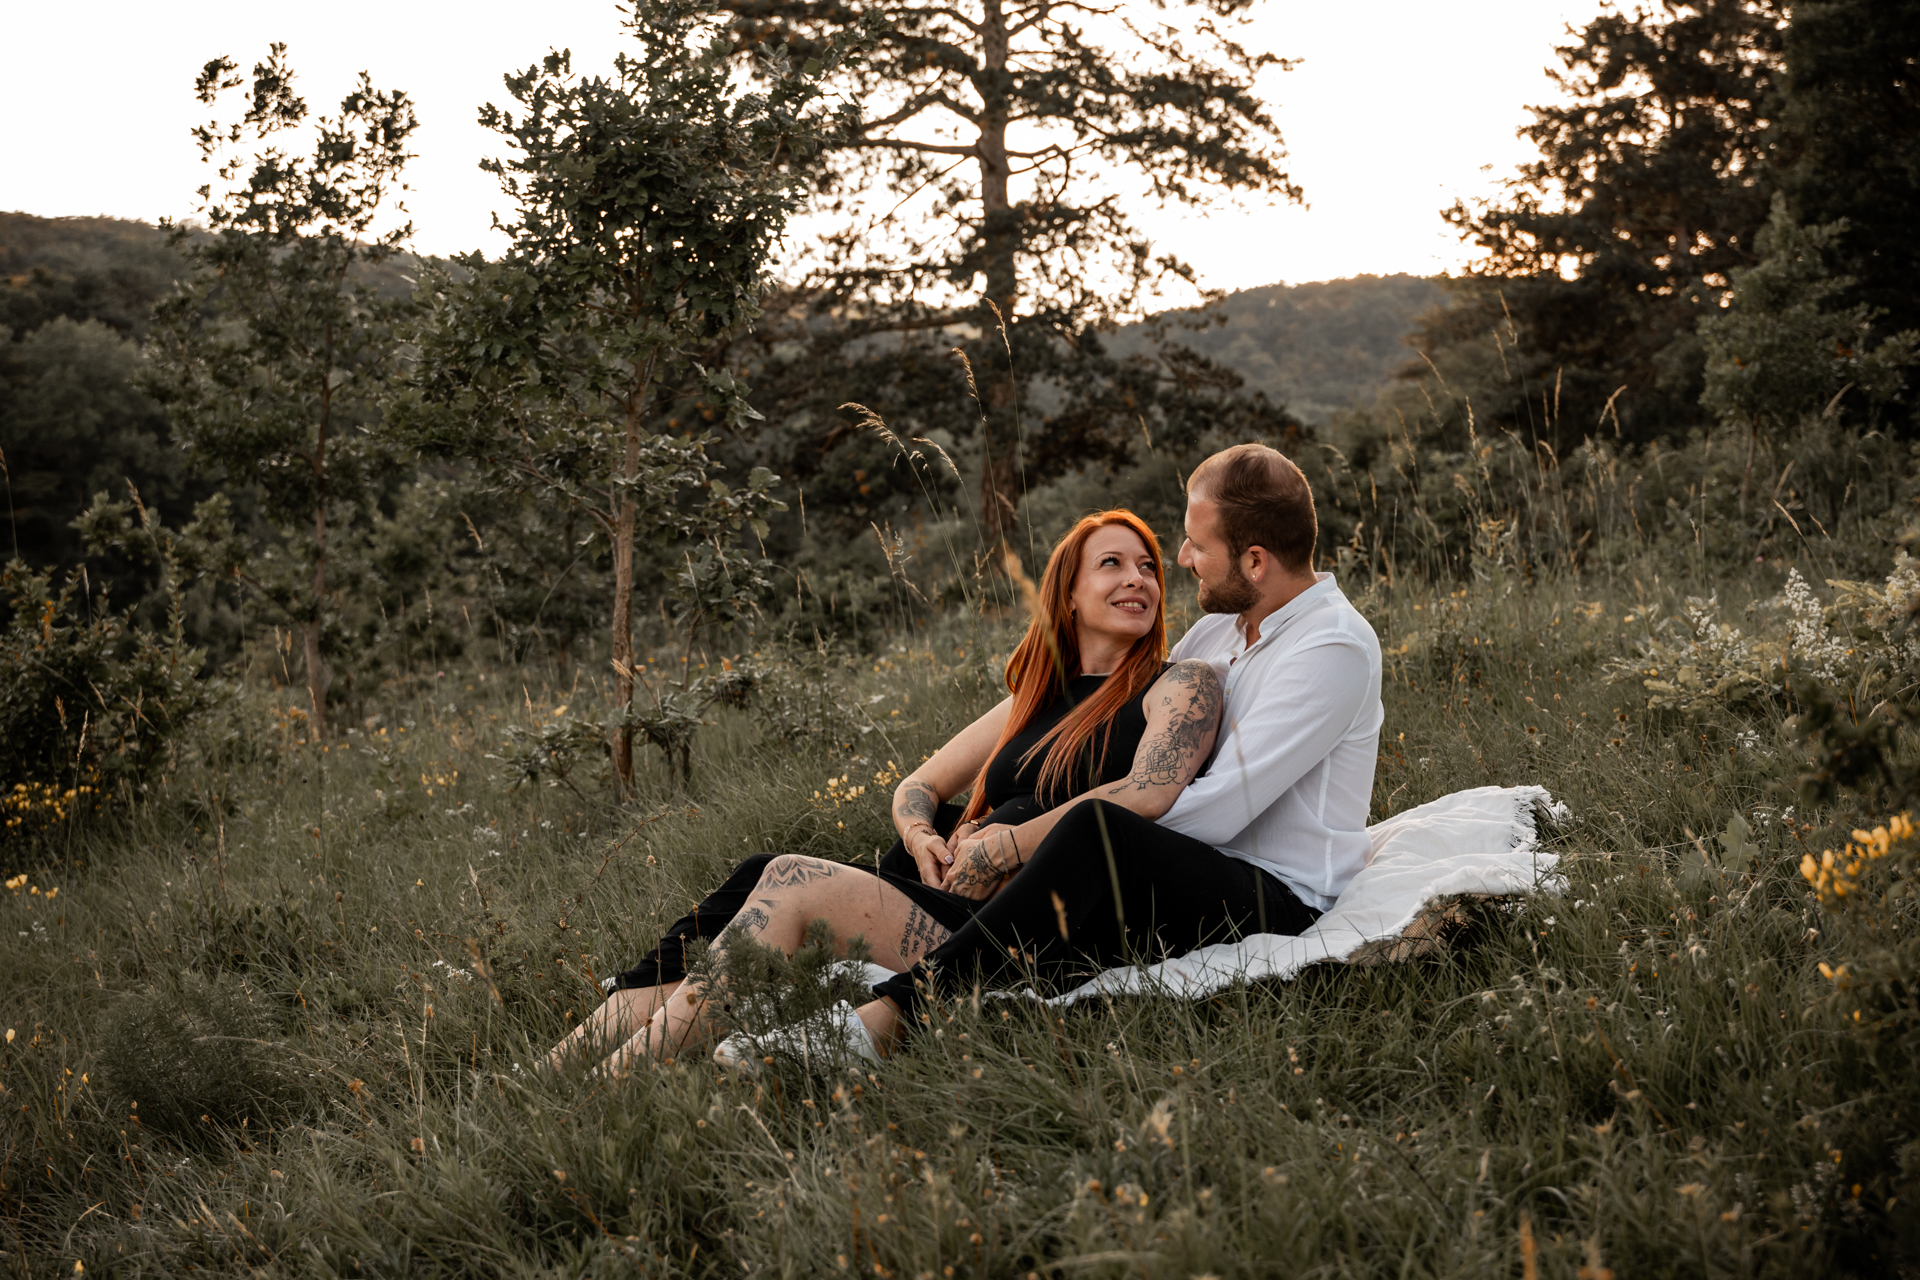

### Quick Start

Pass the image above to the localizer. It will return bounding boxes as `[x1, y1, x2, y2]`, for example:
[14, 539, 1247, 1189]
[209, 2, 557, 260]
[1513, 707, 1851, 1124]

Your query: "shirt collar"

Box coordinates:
[1236, 572, 1340, 656]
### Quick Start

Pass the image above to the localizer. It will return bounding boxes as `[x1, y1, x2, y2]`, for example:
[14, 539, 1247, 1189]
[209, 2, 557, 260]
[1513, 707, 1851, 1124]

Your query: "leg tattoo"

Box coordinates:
[898, 904, 952, 963]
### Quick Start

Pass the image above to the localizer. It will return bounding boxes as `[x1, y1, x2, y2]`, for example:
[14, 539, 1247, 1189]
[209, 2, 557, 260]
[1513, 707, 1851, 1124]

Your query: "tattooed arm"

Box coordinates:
[891, 694, 1016, 886]
[942, 661, 1225, 899]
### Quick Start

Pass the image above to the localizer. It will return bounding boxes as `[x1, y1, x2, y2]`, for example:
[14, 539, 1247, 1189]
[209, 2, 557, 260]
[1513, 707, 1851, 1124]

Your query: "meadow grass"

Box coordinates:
[0, 557, 1901, 1278]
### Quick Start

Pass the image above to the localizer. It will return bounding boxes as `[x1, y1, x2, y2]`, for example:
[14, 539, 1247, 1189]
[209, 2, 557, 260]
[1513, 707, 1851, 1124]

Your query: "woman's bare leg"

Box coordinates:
[600, 855, 952, 1073]
[545, 981, 682, 1070]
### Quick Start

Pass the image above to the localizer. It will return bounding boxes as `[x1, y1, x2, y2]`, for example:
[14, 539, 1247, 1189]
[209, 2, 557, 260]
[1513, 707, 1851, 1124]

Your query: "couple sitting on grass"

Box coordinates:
[550, 441, 1384, 1074]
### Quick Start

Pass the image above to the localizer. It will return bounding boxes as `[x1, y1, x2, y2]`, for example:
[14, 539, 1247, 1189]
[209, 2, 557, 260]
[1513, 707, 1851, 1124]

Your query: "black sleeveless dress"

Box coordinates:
[607, 668, 1161, 991]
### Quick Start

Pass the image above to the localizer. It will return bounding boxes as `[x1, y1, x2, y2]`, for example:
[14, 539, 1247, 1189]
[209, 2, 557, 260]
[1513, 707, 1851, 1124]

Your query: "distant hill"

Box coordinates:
[1109, 274, 1448, 425]
[0, 212, 186, 341]
[1, 212, 436, 575]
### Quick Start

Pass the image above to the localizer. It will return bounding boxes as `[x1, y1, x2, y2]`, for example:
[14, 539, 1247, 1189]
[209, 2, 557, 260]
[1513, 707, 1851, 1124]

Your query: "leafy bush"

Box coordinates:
[683, 917, 875, 1043]
[1799, 814, 1920, 1245]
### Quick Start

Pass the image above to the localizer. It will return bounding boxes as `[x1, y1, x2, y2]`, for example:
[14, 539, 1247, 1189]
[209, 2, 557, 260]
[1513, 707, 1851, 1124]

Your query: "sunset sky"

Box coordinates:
[8, 0, 1599, 292]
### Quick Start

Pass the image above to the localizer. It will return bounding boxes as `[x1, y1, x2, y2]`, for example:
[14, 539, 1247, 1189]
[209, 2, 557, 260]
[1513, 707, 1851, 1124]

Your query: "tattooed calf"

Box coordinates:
[897, 904, 952, 962]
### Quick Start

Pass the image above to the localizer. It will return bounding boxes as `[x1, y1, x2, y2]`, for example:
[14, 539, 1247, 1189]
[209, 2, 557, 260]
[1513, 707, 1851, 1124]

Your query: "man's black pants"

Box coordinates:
[872, 800, 1319, 1024]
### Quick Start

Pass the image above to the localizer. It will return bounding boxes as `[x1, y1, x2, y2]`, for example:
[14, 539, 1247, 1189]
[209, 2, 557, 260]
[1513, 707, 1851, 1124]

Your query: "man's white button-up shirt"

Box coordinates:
[1160, 574, 1383, 912]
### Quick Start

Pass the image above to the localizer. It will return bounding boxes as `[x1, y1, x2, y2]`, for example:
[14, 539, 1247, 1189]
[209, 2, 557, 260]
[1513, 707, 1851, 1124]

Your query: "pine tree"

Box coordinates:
[1775, 0, 1920, 347]
[1438, 0, 1785, 447]
[716, 0, 1302, 544]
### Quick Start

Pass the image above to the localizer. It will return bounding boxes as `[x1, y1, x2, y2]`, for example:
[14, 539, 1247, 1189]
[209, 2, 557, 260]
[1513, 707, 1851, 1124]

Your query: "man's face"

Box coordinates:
[1178, 494, 1258, 614]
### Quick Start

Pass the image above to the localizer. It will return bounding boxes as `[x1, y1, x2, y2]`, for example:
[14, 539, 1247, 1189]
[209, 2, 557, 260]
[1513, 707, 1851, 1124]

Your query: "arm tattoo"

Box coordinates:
[1128, 660, 1223, 789]
[895, 779, 939, 829]
[897, 904, 952, 963]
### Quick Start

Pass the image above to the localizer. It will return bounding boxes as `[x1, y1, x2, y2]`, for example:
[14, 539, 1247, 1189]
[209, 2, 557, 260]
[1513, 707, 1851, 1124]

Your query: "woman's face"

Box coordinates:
[1069, 524, 1161, 647]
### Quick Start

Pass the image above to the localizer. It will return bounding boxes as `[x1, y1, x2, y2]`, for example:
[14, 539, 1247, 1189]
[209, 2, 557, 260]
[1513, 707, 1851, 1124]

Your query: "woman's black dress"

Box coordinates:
[607, 670, 1157, 992]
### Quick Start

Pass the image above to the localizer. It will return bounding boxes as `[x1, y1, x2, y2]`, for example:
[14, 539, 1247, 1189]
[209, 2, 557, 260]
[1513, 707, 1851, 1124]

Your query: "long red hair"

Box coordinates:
[960, 511, 1169, 822]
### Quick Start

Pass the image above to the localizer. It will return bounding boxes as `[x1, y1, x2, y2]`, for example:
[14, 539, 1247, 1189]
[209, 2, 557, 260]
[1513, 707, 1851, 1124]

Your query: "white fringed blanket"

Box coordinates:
[1039, 784, 1568, 1003]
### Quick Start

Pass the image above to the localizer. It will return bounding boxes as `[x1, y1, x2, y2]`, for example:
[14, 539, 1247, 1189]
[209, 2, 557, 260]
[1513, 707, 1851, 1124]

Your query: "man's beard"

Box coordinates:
[1197, 562, 1258, 614]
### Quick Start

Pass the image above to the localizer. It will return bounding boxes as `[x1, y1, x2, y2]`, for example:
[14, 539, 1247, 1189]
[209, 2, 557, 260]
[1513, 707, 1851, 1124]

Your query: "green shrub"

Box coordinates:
[0, 555, 221, 836]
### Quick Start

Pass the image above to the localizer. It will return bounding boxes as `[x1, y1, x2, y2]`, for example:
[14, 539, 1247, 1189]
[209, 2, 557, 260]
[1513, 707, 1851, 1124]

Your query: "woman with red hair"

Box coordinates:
[552, 509, 1226, 1073]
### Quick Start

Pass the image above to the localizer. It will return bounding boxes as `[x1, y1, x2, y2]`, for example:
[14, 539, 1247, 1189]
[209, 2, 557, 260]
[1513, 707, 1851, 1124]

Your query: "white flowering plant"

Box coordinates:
[1606, 557, 1920, 714]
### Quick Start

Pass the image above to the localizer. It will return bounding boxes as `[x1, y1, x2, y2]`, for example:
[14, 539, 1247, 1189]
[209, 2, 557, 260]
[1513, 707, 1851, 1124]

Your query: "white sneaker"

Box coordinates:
[713, 1000, 882, 1076]
[827, 958, 900, 992]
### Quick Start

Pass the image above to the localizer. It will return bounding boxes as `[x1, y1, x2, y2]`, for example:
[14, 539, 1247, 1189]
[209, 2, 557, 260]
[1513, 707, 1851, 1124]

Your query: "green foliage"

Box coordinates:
[0, 212, 185, 342]
[1599, 559, 1920, 714]
[1794, 809, 1920, 1245]
[1702, 197, 1920, 434]
[0, 214, 202, 588]
[684, 916, 874, 1040]
[93, 971, 312, 1140]
[1105, 274, 1447, 426]
[1775, 0, 1920, 343]
[144, 43, 419, 740]
[0, 318, 185, 572]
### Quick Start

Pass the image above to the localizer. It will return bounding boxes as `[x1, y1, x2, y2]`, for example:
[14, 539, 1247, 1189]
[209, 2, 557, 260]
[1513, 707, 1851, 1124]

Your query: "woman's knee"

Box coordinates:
[762, 853, 826, 883]
[755, 854, 848, 905]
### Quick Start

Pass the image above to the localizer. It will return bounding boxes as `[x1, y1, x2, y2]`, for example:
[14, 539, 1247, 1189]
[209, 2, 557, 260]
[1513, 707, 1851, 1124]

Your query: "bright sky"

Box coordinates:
[4, 0, 1598, 291]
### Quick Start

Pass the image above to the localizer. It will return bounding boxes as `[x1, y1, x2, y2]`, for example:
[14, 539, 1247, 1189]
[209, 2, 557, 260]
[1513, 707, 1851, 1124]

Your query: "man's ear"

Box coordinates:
[1242, 544, 1271, 583]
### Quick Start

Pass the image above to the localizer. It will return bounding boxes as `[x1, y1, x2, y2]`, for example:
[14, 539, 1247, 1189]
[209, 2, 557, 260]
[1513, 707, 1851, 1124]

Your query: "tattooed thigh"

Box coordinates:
[897, 904, 952, 963]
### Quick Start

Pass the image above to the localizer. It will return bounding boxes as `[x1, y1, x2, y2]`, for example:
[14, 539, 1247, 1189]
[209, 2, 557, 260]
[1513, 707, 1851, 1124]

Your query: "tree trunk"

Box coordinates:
[610, 352, 659, 797]
[976, 0, 1022, 549]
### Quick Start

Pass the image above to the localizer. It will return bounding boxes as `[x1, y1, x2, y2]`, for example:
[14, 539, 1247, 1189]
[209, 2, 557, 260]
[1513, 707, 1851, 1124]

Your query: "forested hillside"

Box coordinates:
[0, 215, 191, 570]
[1108, 274, 1446, 424]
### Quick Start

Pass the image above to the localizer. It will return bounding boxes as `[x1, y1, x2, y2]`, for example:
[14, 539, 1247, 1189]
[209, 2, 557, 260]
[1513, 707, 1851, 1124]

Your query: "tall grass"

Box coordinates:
[0, 545, 1903, 1276]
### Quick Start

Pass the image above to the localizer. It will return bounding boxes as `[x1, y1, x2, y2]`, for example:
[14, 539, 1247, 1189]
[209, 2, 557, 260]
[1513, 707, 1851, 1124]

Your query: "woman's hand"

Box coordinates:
[903, 825, 954, 887]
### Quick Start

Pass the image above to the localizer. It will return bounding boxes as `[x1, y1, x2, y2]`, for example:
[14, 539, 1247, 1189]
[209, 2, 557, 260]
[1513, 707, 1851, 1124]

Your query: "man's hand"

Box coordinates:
[942, 839, 1004, 899]
[903, 826, 953, 887]
[943, 825, 1018, 900]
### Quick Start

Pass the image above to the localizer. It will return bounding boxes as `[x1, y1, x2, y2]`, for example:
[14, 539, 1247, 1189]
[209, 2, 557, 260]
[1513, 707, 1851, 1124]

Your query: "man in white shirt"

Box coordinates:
[1159, 447, 1384, 914]
[718, 443, 1383, 1067]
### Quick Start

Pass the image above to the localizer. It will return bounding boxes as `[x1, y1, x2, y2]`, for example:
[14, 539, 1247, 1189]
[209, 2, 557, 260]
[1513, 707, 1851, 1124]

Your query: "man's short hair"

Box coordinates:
[1186, 443, 1317, 573]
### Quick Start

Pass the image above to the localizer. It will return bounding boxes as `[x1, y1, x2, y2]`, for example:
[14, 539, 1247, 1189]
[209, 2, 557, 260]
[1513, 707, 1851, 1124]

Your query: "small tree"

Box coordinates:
[395, 0, 859, 792]
[145, 45, 418, 740]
